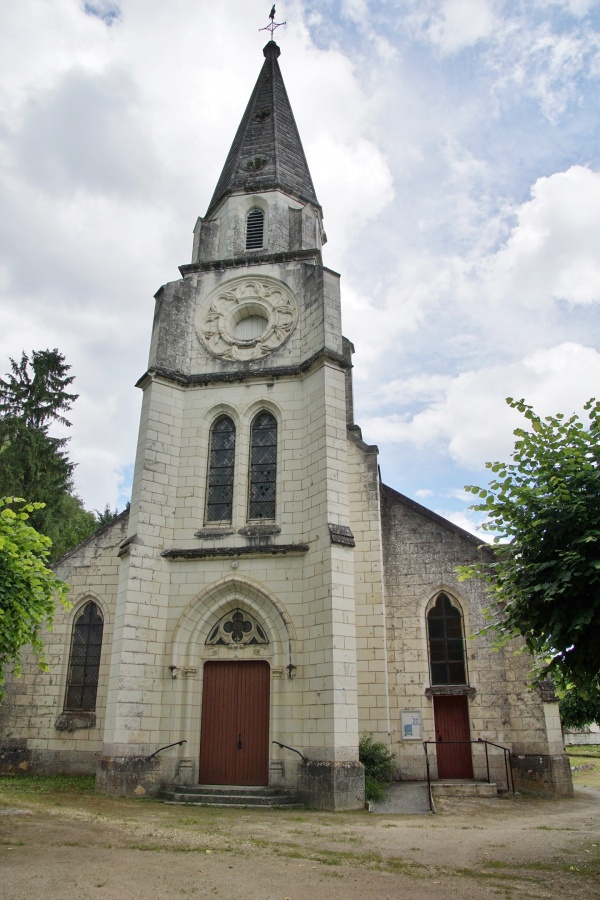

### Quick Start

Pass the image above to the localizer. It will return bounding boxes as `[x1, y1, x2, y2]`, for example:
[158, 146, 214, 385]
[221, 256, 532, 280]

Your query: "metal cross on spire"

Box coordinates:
[259, 5, 286, 39]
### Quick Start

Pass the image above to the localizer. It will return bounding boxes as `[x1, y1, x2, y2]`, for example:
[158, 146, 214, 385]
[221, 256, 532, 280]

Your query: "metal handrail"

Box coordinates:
[146, 739, 187, 760]
[422, 739, 515, 809]
[272, 740, 307, 762]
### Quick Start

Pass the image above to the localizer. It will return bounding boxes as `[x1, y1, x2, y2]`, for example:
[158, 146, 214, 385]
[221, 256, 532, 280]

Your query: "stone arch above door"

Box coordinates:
[170, 574, 296, 670]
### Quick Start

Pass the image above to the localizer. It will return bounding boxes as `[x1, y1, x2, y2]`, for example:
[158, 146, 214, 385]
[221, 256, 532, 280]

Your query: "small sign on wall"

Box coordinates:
[401, 709, 423, 741]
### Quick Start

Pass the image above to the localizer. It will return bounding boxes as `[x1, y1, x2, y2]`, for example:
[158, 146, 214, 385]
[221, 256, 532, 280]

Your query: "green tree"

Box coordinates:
[458, 397, 600, 696]
[0, 349, 77, 429]
[45, 494, 98, 561]
[0, 497, 70, 697]
[94, 503, 122, 528]
[0, 350, 98, 561]
[559, 687, 600, 731]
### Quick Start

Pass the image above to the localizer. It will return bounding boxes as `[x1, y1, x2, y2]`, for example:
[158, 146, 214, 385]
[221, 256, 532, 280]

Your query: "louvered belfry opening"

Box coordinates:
[246, 208, 264, 249]
[64, 602, 104, 711]
[206, 416, 236, 522]
[248, 411, 277, 519]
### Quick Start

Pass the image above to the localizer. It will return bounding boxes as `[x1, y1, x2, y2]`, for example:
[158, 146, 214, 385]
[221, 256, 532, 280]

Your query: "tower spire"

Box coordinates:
[206, 40, 319, 217]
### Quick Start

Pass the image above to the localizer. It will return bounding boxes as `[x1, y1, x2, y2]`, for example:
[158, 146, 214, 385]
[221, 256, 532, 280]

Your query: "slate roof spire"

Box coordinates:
[206, 41, 319, 216]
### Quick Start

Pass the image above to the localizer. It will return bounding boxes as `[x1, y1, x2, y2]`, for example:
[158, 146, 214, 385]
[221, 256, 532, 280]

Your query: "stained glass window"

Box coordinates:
[206, 416, 236, 522]
[64, 602, 104, 711]
[248, 412, 277, 520]
[427, 593, 467, 685]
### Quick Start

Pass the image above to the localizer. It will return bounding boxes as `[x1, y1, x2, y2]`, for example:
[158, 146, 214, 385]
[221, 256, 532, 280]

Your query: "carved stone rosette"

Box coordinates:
[197, 277, 298, 361]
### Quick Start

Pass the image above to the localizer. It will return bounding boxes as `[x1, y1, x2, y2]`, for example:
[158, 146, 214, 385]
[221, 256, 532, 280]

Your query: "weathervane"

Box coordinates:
[259, 5, 286, 39]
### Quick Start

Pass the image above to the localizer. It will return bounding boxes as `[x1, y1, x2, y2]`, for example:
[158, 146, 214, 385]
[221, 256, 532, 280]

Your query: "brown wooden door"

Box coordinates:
[433, 695, 473, 779]
[199, 661, 270, 785]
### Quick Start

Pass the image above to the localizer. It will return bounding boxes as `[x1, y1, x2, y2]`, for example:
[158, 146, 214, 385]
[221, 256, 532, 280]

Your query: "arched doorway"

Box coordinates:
[427, 593, 473, 779]
[199, 660, 270, 785]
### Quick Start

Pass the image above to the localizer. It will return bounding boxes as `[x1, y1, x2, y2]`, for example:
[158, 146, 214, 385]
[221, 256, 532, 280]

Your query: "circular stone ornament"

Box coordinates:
[198, 278, 298, 361]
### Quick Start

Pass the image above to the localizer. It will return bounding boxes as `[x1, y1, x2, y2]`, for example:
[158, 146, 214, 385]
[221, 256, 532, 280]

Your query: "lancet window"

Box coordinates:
[64, 601, 104, 711]
[427, 593, 467, 685]
[206, 416, 236, 522]
[248, 411, 277, 520]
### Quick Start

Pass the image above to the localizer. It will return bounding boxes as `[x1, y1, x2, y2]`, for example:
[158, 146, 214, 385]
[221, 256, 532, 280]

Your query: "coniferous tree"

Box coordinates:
[0, 350, 97, 560]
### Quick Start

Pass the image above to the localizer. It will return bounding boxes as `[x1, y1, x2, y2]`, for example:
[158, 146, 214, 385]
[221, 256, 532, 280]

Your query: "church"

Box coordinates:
[0, 40, 572, 809]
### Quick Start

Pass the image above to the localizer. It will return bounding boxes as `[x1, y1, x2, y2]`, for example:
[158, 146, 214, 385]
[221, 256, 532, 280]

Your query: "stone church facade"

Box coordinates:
[0, 41, 572, 808]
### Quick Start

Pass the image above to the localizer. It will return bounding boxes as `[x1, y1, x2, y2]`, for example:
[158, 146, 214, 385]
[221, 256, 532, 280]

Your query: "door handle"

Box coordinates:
[237, 734, 243, 750]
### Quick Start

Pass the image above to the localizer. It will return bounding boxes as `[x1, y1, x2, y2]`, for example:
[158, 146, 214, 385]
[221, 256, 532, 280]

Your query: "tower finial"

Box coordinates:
[259, 5, 286, 40]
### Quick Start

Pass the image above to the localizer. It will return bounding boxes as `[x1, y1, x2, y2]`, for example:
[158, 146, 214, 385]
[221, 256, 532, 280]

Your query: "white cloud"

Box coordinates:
[341, 0, 369, 24]
[0, 0, 598, 519]
[425, 0, 498, 54]
[434, 508, 488, 538]
[483, 166, 600, 309]
[362, 343, 600, 469]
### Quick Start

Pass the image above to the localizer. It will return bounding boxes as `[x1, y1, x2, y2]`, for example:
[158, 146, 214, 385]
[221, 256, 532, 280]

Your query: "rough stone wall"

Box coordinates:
[0, 514, 128, 773]
[380, 484, 564, 792]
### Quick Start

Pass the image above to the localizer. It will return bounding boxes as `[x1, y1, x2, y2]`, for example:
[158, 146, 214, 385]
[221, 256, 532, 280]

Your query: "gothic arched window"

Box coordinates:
[427, 593, 467, 685]
[248, 411, 277, 520]
[64, 602, 104, 711]
[206, 416, 236, 523]
[246, 208, 264, 250]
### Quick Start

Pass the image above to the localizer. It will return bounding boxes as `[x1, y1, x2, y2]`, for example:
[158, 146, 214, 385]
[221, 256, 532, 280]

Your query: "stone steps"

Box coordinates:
[159, 784, 304, 808]
[431, 781, 498, 798]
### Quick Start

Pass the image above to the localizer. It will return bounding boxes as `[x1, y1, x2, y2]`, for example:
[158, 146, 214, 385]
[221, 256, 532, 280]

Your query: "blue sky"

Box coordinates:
[1, 0, 599, 533]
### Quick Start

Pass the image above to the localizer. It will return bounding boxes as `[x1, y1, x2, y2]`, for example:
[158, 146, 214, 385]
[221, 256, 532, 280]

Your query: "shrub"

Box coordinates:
[359, 733, 395, 801]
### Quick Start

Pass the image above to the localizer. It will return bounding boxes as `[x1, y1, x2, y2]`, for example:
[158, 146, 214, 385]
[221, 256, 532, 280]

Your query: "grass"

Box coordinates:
[566, 743, 600, 759]
[565, 744, 600, 788]
[0, 774, 95, 797]
[1, 772, 599, 896]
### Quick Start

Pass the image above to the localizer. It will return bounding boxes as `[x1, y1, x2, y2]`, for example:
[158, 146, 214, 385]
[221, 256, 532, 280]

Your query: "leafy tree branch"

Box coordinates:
[458, 397, 600, 696]
[0, 498, 70, 697]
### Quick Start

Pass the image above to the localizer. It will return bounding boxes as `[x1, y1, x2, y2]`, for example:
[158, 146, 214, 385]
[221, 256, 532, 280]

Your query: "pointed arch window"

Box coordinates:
[246, 208, 264, 250]
[64, 602, 104, 711]
[427, 593, 467, 686]
[206, 416, 236, 523]
[248, 411, 277, 520]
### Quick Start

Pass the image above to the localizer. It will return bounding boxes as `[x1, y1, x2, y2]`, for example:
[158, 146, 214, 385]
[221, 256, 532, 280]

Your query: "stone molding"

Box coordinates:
[161, 543, 309, 560]
[425, 685, 477, 699]
[178, 248, 321, 277]
[135, 346, 350, 390]
[328, 523, 355, 547]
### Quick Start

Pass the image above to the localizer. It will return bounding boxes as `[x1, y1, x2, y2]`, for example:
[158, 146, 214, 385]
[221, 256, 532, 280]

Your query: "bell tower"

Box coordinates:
[99, 40, 365, 809]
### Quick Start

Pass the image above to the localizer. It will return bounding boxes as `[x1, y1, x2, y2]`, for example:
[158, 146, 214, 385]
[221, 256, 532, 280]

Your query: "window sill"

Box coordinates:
[55, 711, 97, 732]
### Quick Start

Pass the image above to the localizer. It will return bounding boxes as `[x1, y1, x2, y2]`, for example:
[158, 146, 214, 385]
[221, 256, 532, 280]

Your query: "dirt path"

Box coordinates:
[0, 784, 598, 899]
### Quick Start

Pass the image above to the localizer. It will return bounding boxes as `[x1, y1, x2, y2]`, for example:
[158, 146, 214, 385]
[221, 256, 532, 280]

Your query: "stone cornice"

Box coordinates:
[161, 543, 309, 560]
[135, 347, 350, 390]
[179, 248, 321, 277]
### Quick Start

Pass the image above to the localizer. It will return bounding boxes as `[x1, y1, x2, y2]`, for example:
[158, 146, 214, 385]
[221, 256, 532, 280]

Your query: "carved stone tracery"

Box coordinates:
[198, 278, 298, 361]
[206, 608, 269, 646]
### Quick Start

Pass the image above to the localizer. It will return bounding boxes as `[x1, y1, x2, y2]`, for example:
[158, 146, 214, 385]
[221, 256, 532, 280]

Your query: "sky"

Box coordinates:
[0, 0, 599, 535]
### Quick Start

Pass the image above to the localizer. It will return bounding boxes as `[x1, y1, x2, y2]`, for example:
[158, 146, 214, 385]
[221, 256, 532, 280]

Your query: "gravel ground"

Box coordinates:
[0, 781, 598, 900]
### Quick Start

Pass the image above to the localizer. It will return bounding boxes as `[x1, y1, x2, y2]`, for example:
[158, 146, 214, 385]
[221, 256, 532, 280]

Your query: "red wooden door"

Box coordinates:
[199, 661, 270, 785]
[433, 696, 473, 778]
